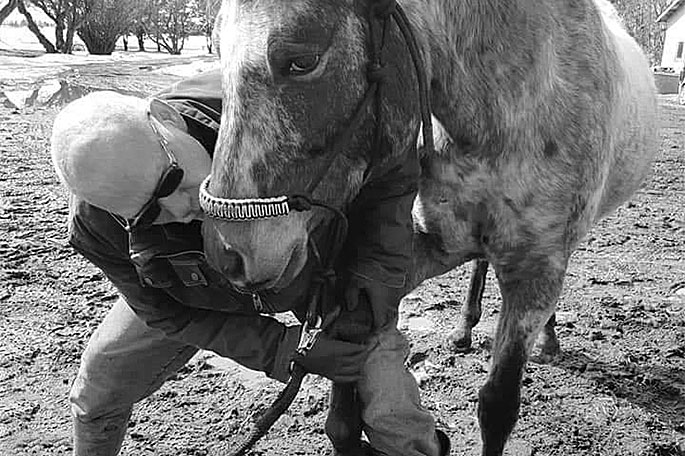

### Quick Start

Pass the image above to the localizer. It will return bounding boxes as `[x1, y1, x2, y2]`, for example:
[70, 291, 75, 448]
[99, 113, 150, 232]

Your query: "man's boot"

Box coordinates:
[436, 429, 451, 455]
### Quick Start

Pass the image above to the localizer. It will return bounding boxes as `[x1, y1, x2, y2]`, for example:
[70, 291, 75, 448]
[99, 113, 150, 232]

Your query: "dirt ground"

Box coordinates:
[0, 55, 683, 456]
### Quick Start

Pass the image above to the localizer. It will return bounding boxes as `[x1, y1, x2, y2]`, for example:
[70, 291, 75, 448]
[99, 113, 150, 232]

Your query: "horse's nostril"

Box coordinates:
[221, 248, 245, 282]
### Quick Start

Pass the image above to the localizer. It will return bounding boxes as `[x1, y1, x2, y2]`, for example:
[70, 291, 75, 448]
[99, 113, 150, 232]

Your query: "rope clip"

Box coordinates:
[296, 316, 323, 357]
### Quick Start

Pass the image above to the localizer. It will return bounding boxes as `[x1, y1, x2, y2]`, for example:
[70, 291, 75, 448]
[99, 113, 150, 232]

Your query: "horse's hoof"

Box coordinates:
[447, 328, 472, 353]
[530, 351, 557, 364]
[530, 342, 560, 364]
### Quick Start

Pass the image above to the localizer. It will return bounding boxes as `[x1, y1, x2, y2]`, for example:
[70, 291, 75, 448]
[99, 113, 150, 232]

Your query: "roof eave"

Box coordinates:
[657, 0, 685, 23]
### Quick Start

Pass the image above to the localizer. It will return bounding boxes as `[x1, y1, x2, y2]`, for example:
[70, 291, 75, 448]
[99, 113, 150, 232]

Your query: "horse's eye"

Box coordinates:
[288, 54, 320, 76]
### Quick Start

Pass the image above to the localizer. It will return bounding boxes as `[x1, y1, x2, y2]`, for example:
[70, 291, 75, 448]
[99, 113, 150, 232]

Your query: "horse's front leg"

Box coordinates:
[447, 259, 489, 352]
[478, 263, 565, 456]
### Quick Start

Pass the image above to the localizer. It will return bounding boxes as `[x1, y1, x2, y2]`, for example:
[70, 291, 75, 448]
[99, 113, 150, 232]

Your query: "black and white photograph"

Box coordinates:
[0, 0, 683, 455]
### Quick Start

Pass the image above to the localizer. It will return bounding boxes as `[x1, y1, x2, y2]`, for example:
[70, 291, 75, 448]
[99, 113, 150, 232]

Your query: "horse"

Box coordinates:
[201, 0, 658, 455]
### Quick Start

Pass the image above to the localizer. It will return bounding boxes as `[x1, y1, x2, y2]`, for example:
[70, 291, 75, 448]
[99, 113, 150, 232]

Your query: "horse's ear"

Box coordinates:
[149, 98, 187, 132]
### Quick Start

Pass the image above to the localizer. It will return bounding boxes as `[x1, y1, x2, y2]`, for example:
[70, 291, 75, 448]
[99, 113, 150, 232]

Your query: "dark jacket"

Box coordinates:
[339, 147, 419, 335]
[70, 203, 310, 383]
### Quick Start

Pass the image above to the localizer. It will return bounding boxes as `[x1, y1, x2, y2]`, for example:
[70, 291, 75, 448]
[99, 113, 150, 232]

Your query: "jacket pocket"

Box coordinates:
[135, 257, 176, 288]
[165, 251, 209, 287]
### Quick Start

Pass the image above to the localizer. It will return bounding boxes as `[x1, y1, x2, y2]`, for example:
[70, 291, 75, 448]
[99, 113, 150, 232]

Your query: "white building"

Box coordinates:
[658, 0, 685, 73]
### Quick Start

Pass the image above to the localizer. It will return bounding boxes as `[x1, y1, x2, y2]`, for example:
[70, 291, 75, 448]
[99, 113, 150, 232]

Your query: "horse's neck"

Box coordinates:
[404, 0, 548, 97]
[403, 0, 546, 147]
[404, 0, 613, 154]
[408, 0, 531, 52]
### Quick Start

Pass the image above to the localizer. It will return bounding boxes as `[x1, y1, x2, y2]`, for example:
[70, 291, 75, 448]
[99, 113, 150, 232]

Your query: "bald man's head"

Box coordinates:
[51, 91, 211, 222]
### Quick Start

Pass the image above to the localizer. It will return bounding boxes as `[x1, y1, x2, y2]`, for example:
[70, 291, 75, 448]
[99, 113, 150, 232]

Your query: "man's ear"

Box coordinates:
[149, 98, 187, 132]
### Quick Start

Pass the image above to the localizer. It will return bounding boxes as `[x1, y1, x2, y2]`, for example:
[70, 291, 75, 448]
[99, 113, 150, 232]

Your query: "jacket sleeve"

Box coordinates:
[68, 201, 299, 382]
[342, 146, 420, 328]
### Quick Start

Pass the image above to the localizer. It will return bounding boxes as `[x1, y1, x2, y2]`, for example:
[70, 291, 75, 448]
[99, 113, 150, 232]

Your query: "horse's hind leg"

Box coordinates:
[532, 313, 560, 364]
[447, 259, 489, 352]
[478, 264, 564, 456]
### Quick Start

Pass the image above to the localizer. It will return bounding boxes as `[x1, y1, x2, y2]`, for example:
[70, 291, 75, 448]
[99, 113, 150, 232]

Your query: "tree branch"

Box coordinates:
[0, 0, 19, 26]
[17, 0, 56, 52]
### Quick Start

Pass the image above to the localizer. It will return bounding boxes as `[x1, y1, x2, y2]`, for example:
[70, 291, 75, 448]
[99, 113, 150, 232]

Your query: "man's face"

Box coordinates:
[53, 91, 212, 227]
[149, 117, 212, 225]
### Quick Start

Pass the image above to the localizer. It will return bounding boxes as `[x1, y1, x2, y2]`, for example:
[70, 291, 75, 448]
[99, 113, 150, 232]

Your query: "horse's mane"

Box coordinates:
[593, 0, 627, 34]
[594, 0, 623, 22]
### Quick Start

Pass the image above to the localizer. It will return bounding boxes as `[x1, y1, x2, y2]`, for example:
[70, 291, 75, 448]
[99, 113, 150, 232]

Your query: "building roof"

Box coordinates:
[657, 0, 685, 23]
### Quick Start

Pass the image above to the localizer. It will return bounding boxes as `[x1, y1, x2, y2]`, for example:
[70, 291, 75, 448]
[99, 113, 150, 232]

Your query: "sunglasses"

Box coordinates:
[115, 113, 185, 232]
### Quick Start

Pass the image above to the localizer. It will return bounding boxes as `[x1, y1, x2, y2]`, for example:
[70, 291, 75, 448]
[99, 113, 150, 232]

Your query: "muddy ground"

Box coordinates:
[0, 55, 683, 456]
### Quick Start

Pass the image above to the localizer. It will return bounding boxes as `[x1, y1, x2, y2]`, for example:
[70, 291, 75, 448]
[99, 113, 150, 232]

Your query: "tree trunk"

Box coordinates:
[63, 5, 83, 55]
[64, 23, 76, 53]
[0, 0, 18, 26]
[205, 33, 212, 54]
[122, 35, 128, 51]
[17, 0, 56, 53]
[136, 32, 145, 51]
[55, 19, 66, 53]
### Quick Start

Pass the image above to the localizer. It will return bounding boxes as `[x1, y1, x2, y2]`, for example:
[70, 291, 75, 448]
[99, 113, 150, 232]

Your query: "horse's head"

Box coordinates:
[202, 0, 427, 291]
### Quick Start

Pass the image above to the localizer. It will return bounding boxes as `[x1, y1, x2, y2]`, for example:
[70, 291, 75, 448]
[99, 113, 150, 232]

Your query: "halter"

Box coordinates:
[199, 0, 434, 221]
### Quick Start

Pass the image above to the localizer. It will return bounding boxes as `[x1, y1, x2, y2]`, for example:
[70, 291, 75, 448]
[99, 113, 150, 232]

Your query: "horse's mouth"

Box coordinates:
[271, 242, 307, 292]
[241, 242, 306, 293]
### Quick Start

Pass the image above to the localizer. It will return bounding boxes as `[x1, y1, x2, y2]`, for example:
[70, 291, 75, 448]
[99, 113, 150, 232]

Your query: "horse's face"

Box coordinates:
[204, 0, 421, 290]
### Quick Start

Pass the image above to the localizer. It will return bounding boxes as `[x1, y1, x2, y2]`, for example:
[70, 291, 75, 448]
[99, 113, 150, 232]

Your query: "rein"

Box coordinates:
[205, 1, 434, 454]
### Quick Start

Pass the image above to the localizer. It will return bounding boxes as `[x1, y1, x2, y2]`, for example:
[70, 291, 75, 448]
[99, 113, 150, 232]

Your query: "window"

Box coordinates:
[677, 42, 684, 59]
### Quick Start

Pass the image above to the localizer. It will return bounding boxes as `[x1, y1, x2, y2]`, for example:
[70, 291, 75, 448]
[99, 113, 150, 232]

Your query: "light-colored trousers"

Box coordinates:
[70, 298, 440, 456]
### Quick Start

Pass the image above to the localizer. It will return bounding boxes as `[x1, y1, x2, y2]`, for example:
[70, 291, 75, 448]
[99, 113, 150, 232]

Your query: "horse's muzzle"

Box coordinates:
[202, 217, 308, 291]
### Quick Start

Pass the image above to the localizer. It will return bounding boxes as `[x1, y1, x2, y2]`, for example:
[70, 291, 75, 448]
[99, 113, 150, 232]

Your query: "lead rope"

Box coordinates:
[223, 200, 348, 456]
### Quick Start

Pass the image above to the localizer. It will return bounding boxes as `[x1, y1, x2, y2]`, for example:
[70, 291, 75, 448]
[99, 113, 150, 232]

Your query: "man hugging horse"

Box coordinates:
[51, 70, 449, 456]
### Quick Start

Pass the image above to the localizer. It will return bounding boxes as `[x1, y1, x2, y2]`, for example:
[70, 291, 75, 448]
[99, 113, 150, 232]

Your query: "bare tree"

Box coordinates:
[201, 0, 219, 53]
[117, 0, 155, 52]
[16, 0, 56, 52]
[0, 0, 18, 25]
[77, 0, 137, 55]
[18, 0, 86, 53]
[146, 0, 200, 55]
[611, 0, 672, 64]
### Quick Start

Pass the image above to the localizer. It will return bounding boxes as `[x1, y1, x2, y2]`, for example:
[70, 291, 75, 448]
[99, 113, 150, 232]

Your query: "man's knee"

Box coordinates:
[69, 372, 133, 424]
